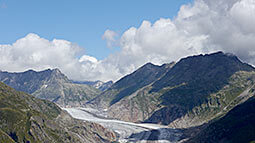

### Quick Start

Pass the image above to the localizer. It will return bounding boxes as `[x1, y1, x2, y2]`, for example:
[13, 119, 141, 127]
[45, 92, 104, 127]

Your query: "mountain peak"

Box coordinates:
[25, 69, 37, 73]
[176, 51, 244, 68]
[144, 62, 155, 66]
[207, 51, 224, 55]
[0, 68, 70, 94]
[138, 62, 158, 71]
[151, 51, 255, 109]
[206, 51, 238, 59]
[52, 68, 61, 73]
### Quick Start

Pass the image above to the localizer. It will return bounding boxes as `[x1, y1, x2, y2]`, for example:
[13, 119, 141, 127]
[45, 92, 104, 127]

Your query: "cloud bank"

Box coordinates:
[1, 0, 255, 81]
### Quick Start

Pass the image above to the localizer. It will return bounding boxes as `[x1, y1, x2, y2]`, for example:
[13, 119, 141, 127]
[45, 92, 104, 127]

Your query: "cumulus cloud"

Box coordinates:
[0, 33, 123, 81]
[0, 33, 84, 79]
[111, 0, 255, 74]
[1, 0, 255, 81]
[102, 29, 119, 48]
[79, 55, 98, 63]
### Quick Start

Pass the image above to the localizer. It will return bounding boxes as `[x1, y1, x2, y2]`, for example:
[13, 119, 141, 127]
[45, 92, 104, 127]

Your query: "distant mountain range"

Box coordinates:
[0, 68, 101, 107]
[0, 82, 116, 143]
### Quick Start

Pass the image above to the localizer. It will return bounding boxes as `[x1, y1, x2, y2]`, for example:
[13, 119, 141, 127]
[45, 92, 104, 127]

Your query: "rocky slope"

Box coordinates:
[88, 52, 255, 129]
[89, 62, 175, 109]
[0, 69, 101, 107]
[72, 80, 113, 91]
[0, 82, 116, 143]
[186, 96, 255, 143]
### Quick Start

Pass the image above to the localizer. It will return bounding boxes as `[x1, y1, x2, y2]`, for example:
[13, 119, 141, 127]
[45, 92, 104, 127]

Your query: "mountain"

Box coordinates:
[187, 96, 255, 143]
[0, 69, 101, 107]
[72, 80, 113, 91]
[88, 62, 175, 109]
[89, 52, 255, 128]
[0, 82, 116, 143]
[146, 51, 255, 127]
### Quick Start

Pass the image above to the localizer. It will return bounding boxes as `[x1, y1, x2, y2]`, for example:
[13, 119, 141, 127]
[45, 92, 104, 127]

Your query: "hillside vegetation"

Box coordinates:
[0, 82, 116, 143]
[90, 52, 255, 129]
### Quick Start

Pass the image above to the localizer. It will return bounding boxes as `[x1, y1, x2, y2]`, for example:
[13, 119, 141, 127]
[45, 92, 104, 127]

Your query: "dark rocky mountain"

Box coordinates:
[72, 80, 113, 91]
[152, 51, 254, 108]
[108, 62, 175, 105]
[187, 96, 255, 143]
[89, 52, 255, 129]
[89, 62, 175, 109]
[0, 82, 116, 143]
[0, 69, 101, 107]
[0, 68, 68, 94]
[145, 51, 255, 126]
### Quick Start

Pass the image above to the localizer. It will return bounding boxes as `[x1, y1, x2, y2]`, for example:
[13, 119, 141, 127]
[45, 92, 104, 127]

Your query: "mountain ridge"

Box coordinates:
[89, 61, 175, 109]
[0, 82, 116, 143]
[88, 51, 255, 129]
[0, 68, 101, 107]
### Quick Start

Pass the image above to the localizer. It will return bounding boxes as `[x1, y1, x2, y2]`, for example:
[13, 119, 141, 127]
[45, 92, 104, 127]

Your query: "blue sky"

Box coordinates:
[0, 0, 254, 81]
[0, 0, 192, 60]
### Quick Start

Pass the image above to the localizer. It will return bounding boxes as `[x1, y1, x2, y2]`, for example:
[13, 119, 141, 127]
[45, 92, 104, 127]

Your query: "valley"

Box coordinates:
[1, 51, 255, 143]
[63, 108, 184, 143]
[2, 0, 255, 142]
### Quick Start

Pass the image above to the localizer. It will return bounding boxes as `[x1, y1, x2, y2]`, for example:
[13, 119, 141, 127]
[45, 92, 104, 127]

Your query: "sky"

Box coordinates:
[0, 0, 255, 82]
[0, 0, 192, 60]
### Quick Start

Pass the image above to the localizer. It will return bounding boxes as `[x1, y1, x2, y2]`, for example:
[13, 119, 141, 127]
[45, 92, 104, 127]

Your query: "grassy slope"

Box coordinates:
[153, 52, 254, 110]
[95, 63, 173, 108]
[106, 52, 255, 128]
[187, 96, 255, 143]
[0, 82, 61, 142]
[167, 71, 255, 128]
[0, 82, 115, 143]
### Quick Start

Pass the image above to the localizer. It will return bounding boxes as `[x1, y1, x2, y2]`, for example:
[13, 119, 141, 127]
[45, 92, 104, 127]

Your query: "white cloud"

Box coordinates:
[102, 29, 119, 48]
[0, 34, 83, 79]
[230, 0, 255, 34]
[1, 0, 255, 82]
[79, 55, 98, 63]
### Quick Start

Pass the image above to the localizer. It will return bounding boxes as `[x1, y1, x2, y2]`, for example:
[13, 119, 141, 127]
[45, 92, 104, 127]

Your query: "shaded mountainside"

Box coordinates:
[0, 82, 116, 143]
[109, 62, 175, 105]
[90, 52, 255, 129]
[0, 69, 101, 107]
[145, 52, 255, 127]
[151, 51, 254, 110]
[187, 96, 255, 143]
[90, 62, 175, 108]
[0, 69, 69, 94]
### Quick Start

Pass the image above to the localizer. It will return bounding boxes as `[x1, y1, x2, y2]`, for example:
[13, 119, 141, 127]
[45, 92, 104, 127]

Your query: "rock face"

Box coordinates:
[72, 80, 114, 91]
[90, 62, 175, 109]
[89, 51, 255, 129]
[0, 69, 101, 107]
[97, 81, 114, 91]
[0, 82, 116, 143]
[187, 96, 255, 143]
